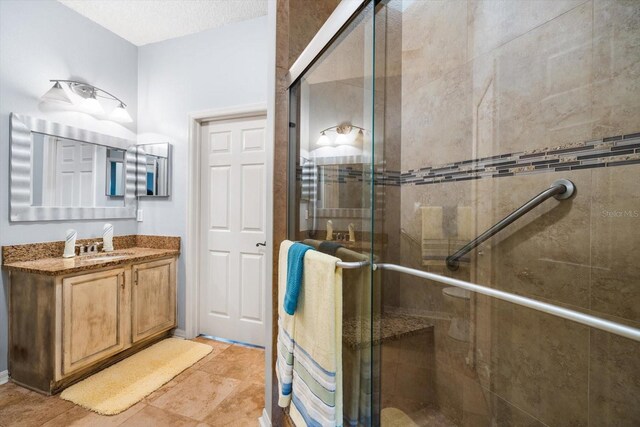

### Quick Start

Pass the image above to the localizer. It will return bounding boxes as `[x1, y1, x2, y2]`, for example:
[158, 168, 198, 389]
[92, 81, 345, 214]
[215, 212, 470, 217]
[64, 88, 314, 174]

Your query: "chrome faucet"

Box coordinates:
[76, 242, 103, 255]
[88, 242, 103, 253]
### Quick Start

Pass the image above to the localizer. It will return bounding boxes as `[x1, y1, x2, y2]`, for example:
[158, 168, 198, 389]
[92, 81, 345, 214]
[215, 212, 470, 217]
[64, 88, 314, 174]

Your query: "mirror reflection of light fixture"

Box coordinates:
[41, 79, 133, 124]
[316, 131, 332, 146]
[317, 123, 367, 147]
[354, 129, 364, 147]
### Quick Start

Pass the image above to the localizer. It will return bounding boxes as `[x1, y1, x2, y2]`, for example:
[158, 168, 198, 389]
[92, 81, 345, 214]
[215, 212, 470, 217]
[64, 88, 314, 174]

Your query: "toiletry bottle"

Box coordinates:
[326, 220, 333, 241]
[103, 223, 114, 252]
[63, 229, 77, 258]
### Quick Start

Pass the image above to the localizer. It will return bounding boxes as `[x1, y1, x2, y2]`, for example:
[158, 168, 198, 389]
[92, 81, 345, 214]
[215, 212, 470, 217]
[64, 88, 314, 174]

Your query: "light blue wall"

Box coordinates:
[136, 16, 269, 331]
[0, 0, 139, 372]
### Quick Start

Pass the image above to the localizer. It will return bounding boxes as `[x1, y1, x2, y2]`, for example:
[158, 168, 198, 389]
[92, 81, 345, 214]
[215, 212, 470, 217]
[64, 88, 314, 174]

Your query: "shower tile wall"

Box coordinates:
[385, 1, 640, 426]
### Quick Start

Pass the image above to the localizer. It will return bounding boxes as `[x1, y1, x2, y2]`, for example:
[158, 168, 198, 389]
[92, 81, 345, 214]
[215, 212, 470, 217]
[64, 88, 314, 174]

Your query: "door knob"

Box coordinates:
[256, 241, 267, 247]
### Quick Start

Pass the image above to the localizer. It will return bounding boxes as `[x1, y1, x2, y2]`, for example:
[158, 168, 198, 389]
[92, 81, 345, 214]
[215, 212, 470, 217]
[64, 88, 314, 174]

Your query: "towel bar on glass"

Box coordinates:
[332, 259, 640, 343]
[335, 260, 370, 269]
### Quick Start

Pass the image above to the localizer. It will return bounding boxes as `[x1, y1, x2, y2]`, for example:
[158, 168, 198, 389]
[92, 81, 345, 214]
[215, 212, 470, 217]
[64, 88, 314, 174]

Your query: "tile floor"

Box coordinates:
[0, 337, 265, 427]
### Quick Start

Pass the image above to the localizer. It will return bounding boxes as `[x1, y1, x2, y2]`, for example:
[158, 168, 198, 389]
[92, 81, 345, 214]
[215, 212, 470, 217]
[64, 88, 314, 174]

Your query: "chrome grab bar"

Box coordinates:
[446, 179, 576, 271]
[333, 260, 640, 342]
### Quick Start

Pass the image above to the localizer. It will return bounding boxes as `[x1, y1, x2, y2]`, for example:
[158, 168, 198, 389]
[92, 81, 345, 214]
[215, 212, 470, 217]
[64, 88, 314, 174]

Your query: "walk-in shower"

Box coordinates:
[287, 1, 640, 425]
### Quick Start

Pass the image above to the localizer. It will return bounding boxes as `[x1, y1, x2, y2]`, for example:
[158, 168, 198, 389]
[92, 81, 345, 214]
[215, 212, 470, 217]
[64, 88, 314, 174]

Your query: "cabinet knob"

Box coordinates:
[256, 241, 266, 247]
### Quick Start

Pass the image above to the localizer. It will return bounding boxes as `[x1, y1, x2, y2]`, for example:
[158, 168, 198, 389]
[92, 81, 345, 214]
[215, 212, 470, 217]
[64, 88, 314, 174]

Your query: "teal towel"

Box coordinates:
[284, 243, 314, 315]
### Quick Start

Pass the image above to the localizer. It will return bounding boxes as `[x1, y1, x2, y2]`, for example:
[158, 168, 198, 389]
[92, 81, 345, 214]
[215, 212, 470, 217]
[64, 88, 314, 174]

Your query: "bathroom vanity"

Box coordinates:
[2, 236, 180, 394]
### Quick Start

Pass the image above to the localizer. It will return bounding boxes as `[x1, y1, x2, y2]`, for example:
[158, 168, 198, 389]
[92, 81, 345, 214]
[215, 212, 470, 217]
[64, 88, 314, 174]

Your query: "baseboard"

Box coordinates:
[172, 328, 187, 339]
[259, 408, 271, 427]
[0, 370, 8, 385]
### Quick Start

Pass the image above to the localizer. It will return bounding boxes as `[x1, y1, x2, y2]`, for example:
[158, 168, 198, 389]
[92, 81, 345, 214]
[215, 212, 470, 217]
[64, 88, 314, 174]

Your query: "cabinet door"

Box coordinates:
[131, 258, 176, 343]
[62, 268, 126, 375]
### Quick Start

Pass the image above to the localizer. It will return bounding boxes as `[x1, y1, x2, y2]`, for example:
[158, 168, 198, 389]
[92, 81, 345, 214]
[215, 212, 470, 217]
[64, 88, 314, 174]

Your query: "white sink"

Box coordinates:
[81, 252, 133, 262]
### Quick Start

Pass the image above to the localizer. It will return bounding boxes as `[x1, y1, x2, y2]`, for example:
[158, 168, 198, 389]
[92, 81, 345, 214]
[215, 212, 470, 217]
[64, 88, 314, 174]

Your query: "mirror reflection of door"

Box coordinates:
[40, 136, 96, 207]
[31, 133, 129, 208]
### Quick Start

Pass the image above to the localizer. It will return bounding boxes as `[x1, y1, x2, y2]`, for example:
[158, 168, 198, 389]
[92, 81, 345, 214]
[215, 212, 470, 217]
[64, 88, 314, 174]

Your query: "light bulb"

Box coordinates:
[41, 81, 72, 104]
[317, 132, 332, 146]
[335, 133, 350, 145]
[81, 92, 104, 115]
[109, 102, 133, 123]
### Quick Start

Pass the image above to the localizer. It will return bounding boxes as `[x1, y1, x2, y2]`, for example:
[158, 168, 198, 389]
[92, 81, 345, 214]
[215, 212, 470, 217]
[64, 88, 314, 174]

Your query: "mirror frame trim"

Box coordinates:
[10, 113, 138, 222]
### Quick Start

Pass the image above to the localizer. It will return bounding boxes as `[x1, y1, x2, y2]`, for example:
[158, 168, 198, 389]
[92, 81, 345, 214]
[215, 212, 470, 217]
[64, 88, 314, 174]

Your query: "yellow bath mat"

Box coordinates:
[60, 338, 212, 415]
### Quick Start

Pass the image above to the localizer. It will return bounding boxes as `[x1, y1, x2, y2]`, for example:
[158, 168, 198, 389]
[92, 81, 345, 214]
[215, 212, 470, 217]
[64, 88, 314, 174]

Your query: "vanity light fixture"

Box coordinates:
[41, 79, 133, 123]
[316, 123, 367, 147]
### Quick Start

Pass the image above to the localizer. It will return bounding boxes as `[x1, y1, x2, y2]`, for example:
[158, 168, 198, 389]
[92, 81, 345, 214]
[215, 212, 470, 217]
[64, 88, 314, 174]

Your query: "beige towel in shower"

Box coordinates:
[421, 206, 449, 266]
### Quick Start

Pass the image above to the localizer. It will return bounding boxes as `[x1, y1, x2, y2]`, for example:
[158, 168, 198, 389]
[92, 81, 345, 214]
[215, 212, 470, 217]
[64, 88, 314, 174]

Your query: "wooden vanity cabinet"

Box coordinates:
[8, 256, 177, 394]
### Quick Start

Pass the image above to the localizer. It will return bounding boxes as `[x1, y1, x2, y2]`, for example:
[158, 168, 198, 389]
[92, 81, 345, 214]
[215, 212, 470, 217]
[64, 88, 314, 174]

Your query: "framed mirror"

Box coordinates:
[10, 113, 138, 221]
[137, 143, 171, 197]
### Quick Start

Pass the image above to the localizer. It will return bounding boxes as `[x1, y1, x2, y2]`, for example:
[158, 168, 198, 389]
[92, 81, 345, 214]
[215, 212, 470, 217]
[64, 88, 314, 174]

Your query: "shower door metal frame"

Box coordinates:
[286, 0, 368, 87]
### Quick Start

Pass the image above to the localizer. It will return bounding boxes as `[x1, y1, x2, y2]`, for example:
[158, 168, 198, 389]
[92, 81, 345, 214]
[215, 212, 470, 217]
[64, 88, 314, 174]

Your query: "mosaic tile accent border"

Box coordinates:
[296, 133, 640, 188]
[394, 132, 640, 186]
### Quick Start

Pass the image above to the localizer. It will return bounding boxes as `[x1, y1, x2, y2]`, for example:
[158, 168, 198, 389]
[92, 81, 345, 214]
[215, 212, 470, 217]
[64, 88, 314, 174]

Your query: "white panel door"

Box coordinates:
[199, 116, 267, 346]
[54, 139, 96, 207]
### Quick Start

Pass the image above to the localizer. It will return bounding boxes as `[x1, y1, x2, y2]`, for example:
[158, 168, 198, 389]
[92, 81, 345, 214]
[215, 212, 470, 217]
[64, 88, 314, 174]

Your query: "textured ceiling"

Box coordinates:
[58, 0, 268, 46]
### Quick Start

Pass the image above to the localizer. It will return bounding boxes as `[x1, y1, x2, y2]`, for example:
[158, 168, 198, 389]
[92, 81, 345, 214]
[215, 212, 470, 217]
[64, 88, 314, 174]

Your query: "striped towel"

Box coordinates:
[278, 241, 296, 407]
[277, 240, 343, 426]
[301, 159, 317, 201]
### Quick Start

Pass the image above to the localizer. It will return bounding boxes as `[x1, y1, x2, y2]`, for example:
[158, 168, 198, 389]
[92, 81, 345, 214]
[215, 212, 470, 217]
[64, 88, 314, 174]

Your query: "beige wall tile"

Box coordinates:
[589, 329, 640, 426]
[591, 165, 640, 322]
[467, 0, 587, 59]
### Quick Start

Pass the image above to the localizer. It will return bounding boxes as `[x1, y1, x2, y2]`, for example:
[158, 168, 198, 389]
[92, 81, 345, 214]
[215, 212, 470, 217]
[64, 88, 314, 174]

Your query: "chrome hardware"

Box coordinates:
[331, 258, 640, 342]
[446, 179, 576, 270]
[87, 242, 103, 254]
[336, 260, 369, 269]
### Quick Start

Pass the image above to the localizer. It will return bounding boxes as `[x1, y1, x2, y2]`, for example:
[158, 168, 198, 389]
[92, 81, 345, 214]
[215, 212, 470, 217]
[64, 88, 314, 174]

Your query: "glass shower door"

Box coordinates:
[287, 3, 378, 426]
[374, 0, 640, 426]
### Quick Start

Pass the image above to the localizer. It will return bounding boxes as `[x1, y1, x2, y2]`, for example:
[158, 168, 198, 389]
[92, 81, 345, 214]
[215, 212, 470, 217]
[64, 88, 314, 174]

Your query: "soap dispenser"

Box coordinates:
[326, 220, 334, 241]
[63, 229, 77, 258]
[103, 223, 114, 252]
[348, 223, 356, 242]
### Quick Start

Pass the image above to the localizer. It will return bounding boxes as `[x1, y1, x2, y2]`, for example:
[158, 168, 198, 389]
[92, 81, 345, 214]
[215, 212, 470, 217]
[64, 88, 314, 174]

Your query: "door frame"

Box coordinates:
[185, 103, 271, 341]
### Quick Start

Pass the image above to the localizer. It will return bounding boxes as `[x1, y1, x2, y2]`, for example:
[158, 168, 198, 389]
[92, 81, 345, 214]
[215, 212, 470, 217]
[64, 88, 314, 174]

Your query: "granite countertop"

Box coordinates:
[342, 313, 434, 349]
[2, 235, 181, 276]
[2, 247, 179, 276]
